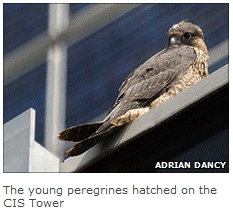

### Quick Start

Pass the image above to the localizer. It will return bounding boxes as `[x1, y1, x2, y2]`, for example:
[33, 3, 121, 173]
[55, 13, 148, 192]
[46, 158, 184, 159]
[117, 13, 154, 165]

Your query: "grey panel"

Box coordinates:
[4, 109, 35, 172]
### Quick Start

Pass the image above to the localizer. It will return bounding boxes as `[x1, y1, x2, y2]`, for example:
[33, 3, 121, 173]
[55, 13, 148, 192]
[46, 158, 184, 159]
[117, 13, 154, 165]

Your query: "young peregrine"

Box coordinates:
[59, 20, 208, 158]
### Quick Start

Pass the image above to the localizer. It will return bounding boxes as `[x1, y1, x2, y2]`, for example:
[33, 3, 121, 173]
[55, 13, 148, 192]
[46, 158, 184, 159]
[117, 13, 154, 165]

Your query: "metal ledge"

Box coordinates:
[60, 64, 228, 172]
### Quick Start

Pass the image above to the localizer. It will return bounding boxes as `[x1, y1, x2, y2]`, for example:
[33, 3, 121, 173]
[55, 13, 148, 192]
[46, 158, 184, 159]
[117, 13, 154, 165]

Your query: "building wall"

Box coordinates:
[4, 3, 229, 146]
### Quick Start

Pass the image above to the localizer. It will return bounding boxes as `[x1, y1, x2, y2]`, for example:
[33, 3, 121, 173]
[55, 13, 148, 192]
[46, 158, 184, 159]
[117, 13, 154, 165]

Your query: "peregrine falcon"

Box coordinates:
[59, 20, 209, 158]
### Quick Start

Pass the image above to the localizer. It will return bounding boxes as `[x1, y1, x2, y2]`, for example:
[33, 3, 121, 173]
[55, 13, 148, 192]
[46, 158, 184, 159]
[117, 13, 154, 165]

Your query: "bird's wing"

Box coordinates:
[118, 46, 196, 101]
[102, 45, 196, 127]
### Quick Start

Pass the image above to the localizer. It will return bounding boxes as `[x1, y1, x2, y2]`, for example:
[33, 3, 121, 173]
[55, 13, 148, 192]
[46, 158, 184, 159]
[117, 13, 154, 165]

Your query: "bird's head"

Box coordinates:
[168, 20, 208, 54]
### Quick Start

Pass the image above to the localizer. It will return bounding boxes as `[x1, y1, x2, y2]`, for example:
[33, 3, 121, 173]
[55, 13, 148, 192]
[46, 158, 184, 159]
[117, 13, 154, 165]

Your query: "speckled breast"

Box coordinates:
[150, 48, 208, 108]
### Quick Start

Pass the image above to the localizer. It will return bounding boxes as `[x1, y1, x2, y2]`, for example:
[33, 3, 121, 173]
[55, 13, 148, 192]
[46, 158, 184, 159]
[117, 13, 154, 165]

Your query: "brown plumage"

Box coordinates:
[59, 20, 208, 158]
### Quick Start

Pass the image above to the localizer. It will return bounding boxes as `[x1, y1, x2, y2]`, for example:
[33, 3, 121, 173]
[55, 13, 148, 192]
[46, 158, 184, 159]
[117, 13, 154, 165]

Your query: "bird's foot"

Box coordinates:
[111, 107, 150, 126]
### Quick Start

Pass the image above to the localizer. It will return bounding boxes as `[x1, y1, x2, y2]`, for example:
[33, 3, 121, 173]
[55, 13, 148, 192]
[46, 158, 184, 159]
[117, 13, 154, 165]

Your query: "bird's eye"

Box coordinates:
[183, 32, 192, 40]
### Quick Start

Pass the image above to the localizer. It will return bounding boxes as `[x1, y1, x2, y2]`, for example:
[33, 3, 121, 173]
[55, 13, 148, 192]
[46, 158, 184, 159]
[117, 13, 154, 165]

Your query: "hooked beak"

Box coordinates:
[170, 36, 182, 45]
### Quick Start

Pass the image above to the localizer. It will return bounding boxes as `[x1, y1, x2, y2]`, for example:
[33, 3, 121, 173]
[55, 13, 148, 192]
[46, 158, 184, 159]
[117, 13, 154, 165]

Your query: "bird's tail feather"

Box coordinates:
[65, 125, 118, 158]
[66, 136, 100, 157]
[59, 122, 104, 142]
